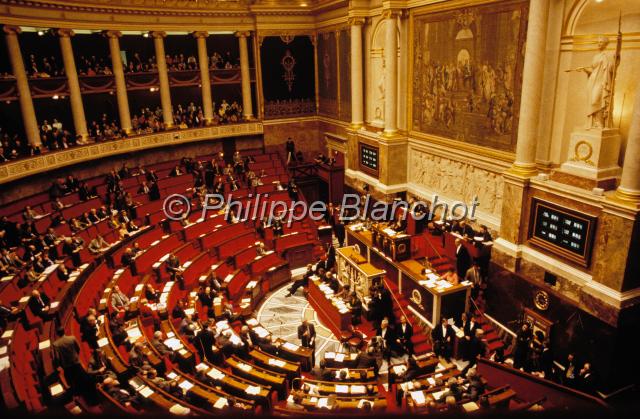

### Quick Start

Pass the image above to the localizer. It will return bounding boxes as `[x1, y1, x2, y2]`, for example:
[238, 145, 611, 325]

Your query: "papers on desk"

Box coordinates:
[281, 342, 299, 351]
[130, 296, 139, 304]
[1, 276, 13, 283]
[463, 402, 480, 412]
[49, 383, 64, 397]
[383, 228, 397, 236]
[0, 346, 7, 356]
[245, 385, 261, 395]
[334, 353, 345, 362]
[169, 404, 190, 415]
[134, 284, 144, 292]
[427, 377, 436, 386]
[350, 385, 366, 394]
[39, 340, 51, 350]
[317, 397, 329, 408]
[237, 362, 252, 372]
[1, 329, 13, 340]
[126, 327, 142, 340]
[432, 390, 446, 401]
[164, 337, 183, 351]
[97, 337, 109, 348]
[184, 308, 195, 316]
[224, 274, 233, 284]
[392, 365, 407, 375]
[335, 384, 349, 393]
[254, 327, 269, 339]
[230, 334, 242, 346]
[214, 397, 228, 409]
[196, 363, 209, 372]
[0, 356, 9, 372]
[179, 380, 194, 391]
[19, 296, 29, 304]
[268, 358, 286, 368]
[207, 368, 226, 380]
[437, 280, 452, 289]
[400, 382, 413, 392]
[246, 318, 258, 327]
[461, 280, 472, 286]
[167, 372, 178, 380]
[410, 390, 426, 405]
[139, 386, 154, 398]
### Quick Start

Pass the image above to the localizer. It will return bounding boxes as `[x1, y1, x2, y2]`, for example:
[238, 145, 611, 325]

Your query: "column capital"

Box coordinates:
[3, 25, 22, 35]
[348, 17, 366, 26]
[193, 31, 209, 39]
[234, 31, 250, 38]
[103, 30, 122, 39]
[381, 9, 403, 20]
[150, 31, 166, 39]
[56, 28, 75, 37]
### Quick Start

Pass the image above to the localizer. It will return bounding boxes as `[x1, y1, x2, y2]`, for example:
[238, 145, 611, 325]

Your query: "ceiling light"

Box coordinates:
[52, 95, 59, 100]
[143, 33, 149, 38]
[37, 30, 44, 36]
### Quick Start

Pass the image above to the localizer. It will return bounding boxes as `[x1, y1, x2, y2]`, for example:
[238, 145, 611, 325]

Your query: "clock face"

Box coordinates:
[534, 290, 550, 311]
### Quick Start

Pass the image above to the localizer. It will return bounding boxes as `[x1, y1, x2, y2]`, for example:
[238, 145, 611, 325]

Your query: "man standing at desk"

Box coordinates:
[298, 319, 316, 365]
[455, 239, 471, 279]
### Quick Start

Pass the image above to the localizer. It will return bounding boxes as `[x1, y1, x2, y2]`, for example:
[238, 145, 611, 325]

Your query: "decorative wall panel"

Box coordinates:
[318, 31, 338, 118]
[411, 0, 528, 152]
[260, 35, 316, 119]
[338, 27, 351, 123]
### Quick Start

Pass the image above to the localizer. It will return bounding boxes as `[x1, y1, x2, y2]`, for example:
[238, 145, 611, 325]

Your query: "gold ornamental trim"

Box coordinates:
[570, 140, 595, 166]
[0, 122, 263, 185]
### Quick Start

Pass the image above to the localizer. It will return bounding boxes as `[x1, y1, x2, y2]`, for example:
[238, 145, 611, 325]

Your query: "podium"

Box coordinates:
[371, 224, 411, 261]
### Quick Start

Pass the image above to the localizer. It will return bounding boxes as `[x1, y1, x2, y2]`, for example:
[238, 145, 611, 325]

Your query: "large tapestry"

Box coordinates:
[338, 28, 352, 122]
[318, 31, 338, 118]
[411, 0, 528, 152]
[260, 35, 316, 119]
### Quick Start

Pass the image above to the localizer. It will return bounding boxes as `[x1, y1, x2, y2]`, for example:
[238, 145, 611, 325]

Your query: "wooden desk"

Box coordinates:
[336, 246, 385, 300]
[226, 355, 287, 399]
[371, 223, 412, 261]
[249, 349, 301, 381]
[274, 338, 314, 372]
[346, 225, 471, 326]
[306, 276, 351, 334]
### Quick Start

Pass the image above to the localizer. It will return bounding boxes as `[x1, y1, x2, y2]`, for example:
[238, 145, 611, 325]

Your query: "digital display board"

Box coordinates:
[528, 199, 597, 267]
[359, 143, 379, 176]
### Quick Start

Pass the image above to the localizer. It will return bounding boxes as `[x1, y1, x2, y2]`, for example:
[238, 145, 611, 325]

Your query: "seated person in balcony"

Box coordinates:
[65, 174, 80, 192]
[110, 285, 130, 313]
[28, 289, 51, 319]
[89, 235, 111, 255]
[144, 283, 160, 303]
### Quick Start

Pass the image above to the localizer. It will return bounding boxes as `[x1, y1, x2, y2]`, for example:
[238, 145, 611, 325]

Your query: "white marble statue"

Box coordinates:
[568, 36, 616, 129]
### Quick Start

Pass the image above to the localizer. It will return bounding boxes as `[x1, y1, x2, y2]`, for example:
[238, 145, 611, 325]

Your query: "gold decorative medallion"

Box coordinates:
[534, 290, 550, 311]
[410, 289, 422, 305]
[570, 140, 594, 166]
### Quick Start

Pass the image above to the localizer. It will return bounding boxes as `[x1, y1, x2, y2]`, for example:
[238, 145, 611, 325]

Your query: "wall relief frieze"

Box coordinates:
[408, 148, 504, 217]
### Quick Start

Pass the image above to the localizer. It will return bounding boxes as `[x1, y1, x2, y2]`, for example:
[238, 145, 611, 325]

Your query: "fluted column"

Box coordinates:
[615, 86, 640, 204]
[510, 0, 550, 177]
[58, 29, 88, 142]
[350, 18, 365, 129]
[104, 31, 132, 133]
[236, 31, 254, 120]
[4, 26, 40, 147]
[151, 31, 173, 128]
[383, 10, 399, 136]
[193, 31, 214, 124]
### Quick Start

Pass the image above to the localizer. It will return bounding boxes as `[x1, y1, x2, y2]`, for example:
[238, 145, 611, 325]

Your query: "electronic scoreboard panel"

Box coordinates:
[359, 142, 379, 177]
[528, 199, 597, 267]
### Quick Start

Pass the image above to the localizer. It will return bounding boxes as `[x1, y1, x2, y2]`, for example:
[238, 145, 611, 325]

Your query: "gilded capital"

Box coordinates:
[234, 31, 251, 38]
[3, 25, 22, 35]
[150, 31, 166, 39]
[103, 30, 122, 39]
[348, 17, 366, 26]
[56, 28, 75, 37]
[193, 31, 209, 39]
[381, 9, 402, 20]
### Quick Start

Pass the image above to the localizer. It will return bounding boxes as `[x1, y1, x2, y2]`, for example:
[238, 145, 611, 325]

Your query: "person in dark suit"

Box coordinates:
[455, 239, 471, 278]
[28, 289, 50, 318]
[459, 312, 479, 360]
[333, 221, 346, 247]
[513, 322, 533, 370]
[376, 318, 395, 360]
[53, 327, 91, 396]
[431, 317, 454, 361]
[348, 292, 363, 326]
[298, 320, 316, 349]
[285, 264, 313, 297]
[165, 253, 184, 289]
[395, 315, 414, 355]
[194, 322, 219, 364]
[285, 137, 296, 163]
[120, 247, 137, 275]
[314, 257, 327, 275]
[259, 335, 279, 356]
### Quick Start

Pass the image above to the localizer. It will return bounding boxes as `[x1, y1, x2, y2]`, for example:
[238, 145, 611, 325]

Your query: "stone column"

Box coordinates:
[615, 86, 640, 204]
[151, 31, 173, 128]
[312, 34, 320, 113]
[350, 18, 365, 129]
[510, 0, 550, 177]
[58, 29, 89, 142]
[193, 31, 214, 124]
[104, 31, 132, 133]
[383, 10, 399, 136]
[3, 26, 40, 147]
[236, 31, 254, 120]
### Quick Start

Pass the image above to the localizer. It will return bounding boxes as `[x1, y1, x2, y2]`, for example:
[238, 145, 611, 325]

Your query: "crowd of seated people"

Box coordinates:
[1, 125, 41, 160]
[25, 53, 64, 78]
[77, 55, 113, 76]
[88, 113, 126, 142]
